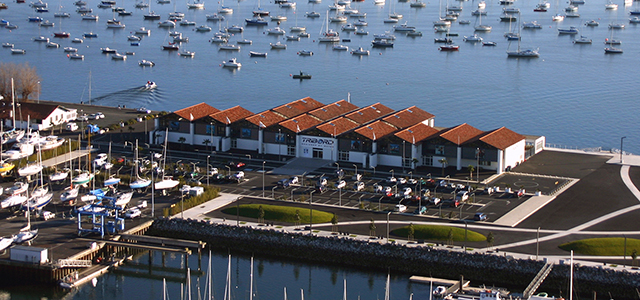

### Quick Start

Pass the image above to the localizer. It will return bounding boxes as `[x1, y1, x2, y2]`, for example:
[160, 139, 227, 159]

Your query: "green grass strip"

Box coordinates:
[392, 225, 486, 242]
[559, 237, 640, 256]
[221, 204, 334, 224]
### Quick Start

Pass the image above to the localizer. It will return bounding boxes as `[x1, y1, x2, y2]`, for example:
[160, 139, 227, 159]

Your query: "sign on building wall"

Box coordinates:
[300, 136, 336, 150]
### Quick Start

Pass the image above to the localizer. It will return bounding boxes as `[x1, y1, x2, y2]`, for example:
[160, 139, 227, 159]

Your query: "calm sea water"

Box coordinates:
[1, 0, 638, 148]
[0, 250, 438, 299]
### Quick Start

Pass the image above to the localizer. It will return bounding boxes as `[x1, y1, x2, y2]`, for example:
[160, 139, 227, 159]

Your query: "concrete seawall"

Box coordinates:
[148, 218, 640, 299]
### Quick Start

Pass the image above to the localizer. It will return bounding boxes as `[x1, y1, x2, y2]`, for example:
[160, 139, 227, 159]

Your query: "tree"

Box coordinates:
[408, 223, 415, 242]
[468, 165, 475, 180]
[447, 228, 454, 246]
[178, 137, 187, 150]
[0, 62, 41, 100]
[439, 158, 448, 176]
[294, 210, 301, 228]
[369, 218, 376, 237]
[331, 214, 338, 233]
[128, 126, 135, 139]
[202, 139, 211, 151]
[257, 205, 265, 224]
[487, 232, 495, 249]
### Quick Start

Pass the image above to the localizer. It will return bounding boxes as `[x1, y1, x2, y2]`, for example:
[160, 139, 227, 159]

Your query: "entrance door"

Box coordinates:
[312, 148, 323, 158]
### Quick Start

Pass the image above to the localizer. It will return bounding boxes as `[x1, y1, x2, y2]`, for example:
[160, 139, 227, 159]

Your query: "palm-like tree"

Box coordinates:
[178, 137, 186, 150]
[439, 158, 448, 176]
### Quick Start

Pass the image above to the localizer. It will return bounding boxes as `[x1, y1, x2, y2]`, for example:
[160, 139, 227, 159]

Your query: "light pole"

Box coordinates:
[536, 227, 540, 260]
[353, 164, 358, 179]
[226, 165, 231, 176]
[236, 196, 242, 226]
[37, 81, 40, 104]
[291, 188, 298, 201]
[335, 162, 339, 172]
[476, 148, 480, 183]
[621, 136, 627, 163]
[390, 169, 394, 180]
[386, 212, 391, 242]
[624, 234, 627, 267]
[418, 178, 423, 212]
[408, 171, 412, 181]
[278, 128, 282, 162]
[151, 152, 155, 217]
[262, 161, 266, 197]
[206, 155, 210, 186]
[463, 221, 468, 251]
[309, 190, 315, 234]
[180, 190, 185, 219]
[272, 186, 277, 199]
[209, 122, 213, 152]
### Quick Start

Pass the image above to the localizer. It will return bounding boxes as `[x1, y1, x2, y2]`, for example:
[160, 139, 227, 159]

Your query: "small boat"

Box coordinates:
[471, 9, 487, 16]
[371, 38, 393, 47]
[463, 34, 483, 42]
[439, 44, 459, 51]
[63, 47, 77, 52]
[245, 16, 268, 25]
[162, 43, 179, 50]
[286, 35, 300, 41]
[482, 41, 497, 46]
[237, 39, 252, 44]
[222, 58, 241, 68]
[333, 44, 349, 50]
[1, 194, 27, 209]
[409, 0, 426, 7]
[10, 49, 26, 54]
[573, 36, 592, 44]
[533, 5, 547, 12]
[219, 44, 240, 51]
[218, 6, 233, 14]
[630, 17, 640, 23]
[144, 81, 157, 89]
[128, 35, 141, 41]
[144, 12, 161, 20]
[39, 136, 64, 150]
[14, 229, 38, 244]
[298, 32, 310, 37]
[585, 20, 599, 26]
[139, 60, 155, 66]
[72, 38, 83, 43]
[351, 47, 369, 55]
[187, 0, 204, 9]
[196, 25, 212, 31]
[40, 20, 54, 27]
[68, 53, 84, 59]
[522, 21, 542, 29]
[297, 50, 313, 56]
[82, 14, 99, 21]
[270, 15, 287, 21]
[77, 6, 92, 13]
[0, 238, 12, 252]
[249, 51, 267, 57]
[5, 182, 28, 196]
[305, 11, 320, 18]
[552, 14, 565, 22]
[178, 50, 195, 57]
[28, 16, 43, 22]
[279, 1, 295, 7]
[267, 26, 286, 35]
[111, 52, 127, 60]
[558, 26, 579, 34]
[5, 23, 17, 29]
[342, 23, 356, 31]
[158, 20, 176, 27]
[179, 19, 196, 26]
[33, 36, 49, 42]
[46, 41, 60, 48]
[2, 43, 13, 48]
[270, 42, 287, 49]
[49, 169, 69, 182]
[608, 23, 625, 29]
[604, 47, 623, 54]
[292, 71, 311, 79]
[71, 172, 94, 185]
[206, 13, 225, 21]
[393, 23, 416, 32]
[106, 19, 125, 28]
[226, 24, 244, 32]
[458, 20, 470, 24]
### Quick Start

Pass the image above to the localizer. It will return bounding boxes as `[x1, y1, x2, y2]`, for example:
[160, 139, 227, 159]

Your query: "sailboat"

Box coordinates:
[53, 16, 70, 37]
[154, 130, 179, 190]
[130, 140, 151, 189]
[223, 254, 232, 300]
[104, 142, 120, 186]
[49, 140, 70, 182]
[507, 12, 539, 57]
[474, 10, 491, 31]
[1, 182, 28, 209]
[71, 142, 94, 185]
[318, 11, 340, 42]
[24, 147, 53, 210]
[60, 138, 79, 204]
[289, 7, 306, 32]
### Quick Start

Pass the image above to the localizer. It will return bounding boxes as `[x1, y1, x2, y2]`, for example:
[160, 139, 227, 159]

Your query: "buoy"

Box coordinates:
[289, 74, 292, 76]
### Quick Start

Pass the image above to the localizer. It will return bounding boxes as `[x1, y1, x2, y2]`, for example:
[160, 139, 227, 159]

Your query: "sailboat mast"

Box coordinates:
[11, 78, 15, 129]
[250, 256, 254, 300]
[569, 250, 573, 300]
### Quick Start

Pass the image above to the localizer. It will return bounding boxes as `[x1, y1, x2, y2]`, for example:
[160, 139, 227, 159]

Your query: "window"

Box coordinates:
[389, 144, 400, 155]
[339, 151, 349, 161]
[206, 124, 215, 135]
[350, 140, 361, 151]
[169, 121, 180, 131]
[231, 139, 237, 148]
[435, 145, 445, 155]
[287, 145, 295, 156]
[241, 128, 252, 138]
[312, 148, 322, 158]
[276, 132, 285, 143]
[423, 155, 433, 166]
[479, 160, 491, 166]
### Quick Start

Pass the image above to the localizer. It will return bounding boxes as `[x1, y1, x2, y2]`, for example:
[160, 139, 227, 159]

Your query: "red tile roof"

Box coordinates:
[210, 106, 254, 124]
[308, 100, 359, 121]
[395, 123, 440, 144]
[245, 110, 286, 128]
[174, 103, 219, 121]
[480, 127, 525, 150]
[316, 117, 360, 137]
[272, 97, 324, 118]
[354, 120, 398, 141]
[345, 103, 394, 124]
[440, 123, 484, 145]
[0, 101, 59, 120]
[280, 114, 322, 133]
[382, 106, 435, 129]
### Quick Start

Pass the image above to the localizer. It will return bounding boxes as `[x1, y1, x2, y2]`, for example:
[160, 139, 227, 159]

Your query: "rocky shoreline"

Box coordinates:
[148, 218, 640, 299]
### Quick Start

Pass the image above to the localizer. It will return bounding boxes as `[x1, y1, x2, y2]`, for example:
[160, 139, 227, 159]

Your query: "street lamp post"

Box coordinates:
[390, 169, 394, 180]
[226, 165, 231, 176]
[476, 148, 480, 183]
[151, 152, 155, 217]
[418, 178, 423, 213]
[236, 196, 242, 226]
[262, 161, 266, 197]
[335, 162, 339, 172]
[180, 190, 185, 219]
[272, 186, 277, 199]
[309, 190, 315, 234]
[408, 171, 412, 182]
[387, 212, 391, 242]
[206, 156, 210, 186]
[353, 164, 358, 179]
[621, 136, 627, 163]
[463, 221, 468, 251]
[536, 227, 540, 260]
[37, 81, 40, 104]
[278, 129, 282, 162]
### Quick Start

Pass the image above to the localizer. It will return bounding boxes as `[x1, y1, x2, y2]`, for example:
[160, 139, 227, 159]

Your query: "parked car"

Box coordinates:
[232, 171, 245, 182]
[430, 197, 441, 206]
[209, 168, 219, 176]
[403, 187, 412, 196]
[66, 122, 79, 131]
[394, 204, 407, 212]
[76, 114, 89, 121]
[41, 211, 55, 220]
[277, 178, 290, 188]
[95, 112, 105, 119]
[336, 180, 346, 189]
[137, 107, 151, 114]
[88, 113, 99, 120]
[125, 208, 141, 218]
[289, 176, 299, 185]
[317, 177, 328, 187]
[354, 181, 365, 191]
[474, 212, 488, 221]
[228, 161, 246, 170]
[455, 191, 470, 202]
[398, 177, 407, 184]
[414, 206, 427, 215]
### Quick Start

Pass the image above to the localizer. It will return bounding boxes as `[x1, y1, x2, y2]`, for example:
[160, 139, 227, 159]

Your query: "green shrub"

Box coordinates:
[169, 186, 220, 216]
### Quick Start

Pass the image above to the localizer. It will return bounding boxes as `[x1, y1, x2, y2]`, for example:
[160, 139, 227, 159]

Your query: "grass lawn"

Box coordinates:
[559, 238, 640, 256]
[221, 204, 334, 224]
[391, 225, 486, 242]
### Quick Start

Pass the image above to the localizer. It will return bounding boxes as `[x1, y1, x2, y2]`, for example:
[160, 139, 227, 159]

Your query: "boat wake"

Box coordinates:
[83, 86, 166, 110]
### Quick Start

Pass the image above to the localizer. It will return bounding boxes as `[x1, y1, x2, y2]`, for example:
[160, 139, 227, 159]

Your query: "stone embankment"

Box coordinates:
[148, 218, 640, 299]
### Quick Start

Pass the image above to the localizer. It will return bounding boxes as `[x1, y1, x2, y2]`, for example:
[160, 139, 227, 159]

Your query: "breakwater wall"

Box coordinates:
[148, 218, 640, 299]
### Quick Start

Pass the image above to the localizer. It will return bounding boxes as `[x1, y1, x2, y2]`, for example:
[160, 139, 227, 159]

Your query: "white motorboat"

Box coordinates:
[82, 14, 99, 20]
[297, 50, 313, 56]
[187, 0, 204, 8]
[69, 54, 85, 60]
[207, 13, 225, 21]
[113, 192, 133, 207]
[249, 51, 267, 57]
[393, 23, 416, 32]
[112, 53, 127, 60]
[609, 23, 625, 29]
[2, 142, 34, 161]
[226, 25, 244, 32]
[39, 136, 64, 150]
[49, 169, 69, 182]
[267, 26, 286, 35]
[5, 182, 28, 195]
[558, 26, 579, 34]
[18, 164, 43, 177]
[64, 47, 78, 52]
[130, 177, 151, 189]
[351, 47, 369, 55]
[0, 237, 13, 252]
[222, 58, 242, 68]
[270, 42, 287, 49]
[522, 21, 542, 29]
[135, 27, 151, 34]
[219, 44, 241, 51]
[179, 50, 195, 57]
[573, 36, 592, 44]
[155, 176, 180, 190]
[139, 60, 155, 67]
[463, 34, 483, 42]
[158, 20, 176, 27]
[286, 35, 300, 41]
[60, 186, 79, 203]
[552, 14, 565, 22]
[2, 129, 24, 144]
[305, 11, 320, 18]
[1, 194, 27, 209]
[144, 81, 157, 89]
[270, 15, 287, 21]
[333, 44, 349, 51]
[196, 25, 212, 31]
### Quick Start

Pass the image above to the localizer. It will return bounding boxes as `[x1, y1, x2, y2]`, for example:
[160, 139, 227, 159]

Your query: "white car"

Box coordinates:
[95, 112, 105, 119]
[354, 181, 365, 191]
[209, 168, 219, 176]
[403, 187, 412, 196]
[289, 176, 299, 185]
[336, 180, 346, 189]
[387, 177, 397, 183]
[93, 153, 108, 166]
[66, 123, 79, 131]
[398, 178, 407, 184]
[76, 114, 89, 121]
[125, 208, 141, 218]
[394, 204, 407, 212]
[137, 107, 151, 114]
[455, 191, 470, 202]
